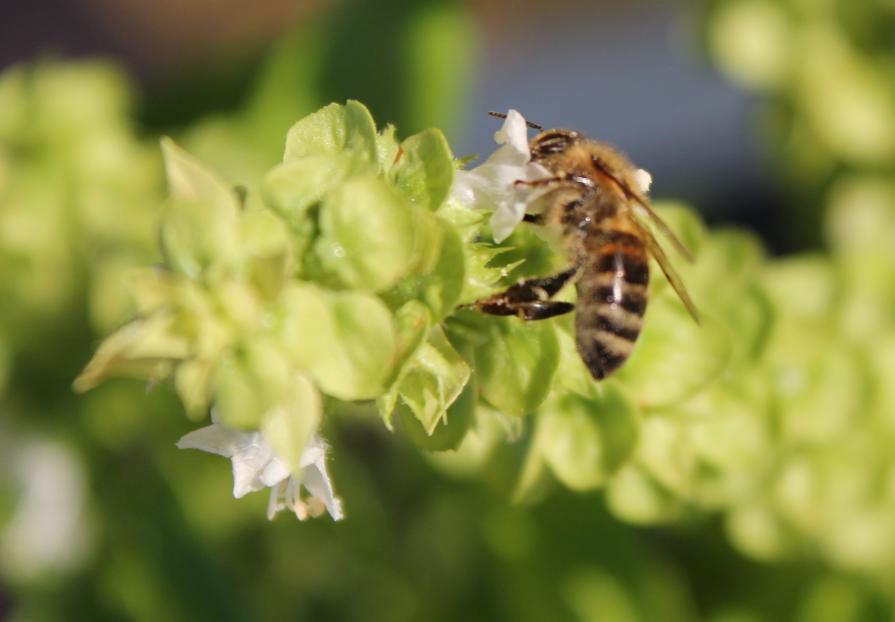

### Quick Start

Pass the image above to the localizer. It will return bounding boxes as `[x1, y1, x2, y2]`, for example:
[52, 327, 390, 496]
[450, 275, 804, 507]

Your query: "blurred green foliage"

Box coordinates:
[2, 0, 895, 620]
[704, 0, 895, 248]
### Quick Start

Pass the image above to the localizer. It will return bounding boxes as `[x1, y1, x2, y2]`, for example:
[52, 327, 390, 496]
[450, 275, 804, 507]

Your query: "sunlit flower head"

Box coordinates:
[451, 109, 550, 243]
[176, 414, 344, 521]
[452, 109, 654, 242]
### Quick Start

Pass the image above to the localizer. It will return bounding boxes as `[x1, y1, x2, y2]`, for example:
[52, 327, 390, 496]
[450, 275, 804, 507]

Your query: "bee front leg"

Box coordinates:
[472, 266, 578, 321]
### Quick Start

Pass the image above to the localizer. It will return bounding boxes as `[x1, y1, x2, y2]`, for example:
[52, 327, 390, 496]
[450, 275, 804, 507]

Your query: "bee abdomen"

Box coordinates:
[575, 231, 649, 379]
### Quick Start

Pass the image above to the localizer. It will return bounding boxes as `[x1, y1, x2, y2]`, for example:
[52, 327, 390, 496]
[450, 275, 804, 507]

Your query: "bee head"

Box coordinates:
[529, 129, 578, 160]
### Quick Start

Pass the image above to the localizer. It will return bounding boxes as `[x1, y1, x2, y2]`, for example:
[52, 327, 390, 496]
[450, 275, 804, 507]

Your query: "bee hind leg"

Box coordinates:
[516, 300, 575, 320]
[472, 266, 578, 321]
[475, 298, 575, 321]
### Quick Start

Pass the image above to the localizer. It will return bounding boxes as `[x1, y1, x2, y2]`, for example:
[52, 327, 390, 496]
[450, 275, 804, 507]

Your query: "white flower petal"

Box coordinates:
[494, 109, 530, 154]
[177, 422, 288, 498]
[451, 109, 552, 242]
[450, 169, 480, 205]
[266, 481, 286, 520]
[302, 462, 345, 521]
[175, 424, 245, 457]
[298, 434, 326, 468]
[259, 456, 292, 490]
[490, 201, 527, 243]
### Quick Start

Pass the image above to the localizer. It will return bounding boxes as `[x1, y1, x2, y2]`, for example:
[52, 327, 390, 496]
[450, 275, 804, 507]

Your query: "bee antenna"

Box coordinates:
[487, 111, 544, 131]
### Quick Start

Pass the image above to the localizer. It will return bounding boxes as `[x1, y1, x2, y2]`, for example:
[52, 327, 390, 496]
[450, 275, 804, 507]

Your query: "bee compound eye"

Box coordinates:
[533, 131, 574, 156]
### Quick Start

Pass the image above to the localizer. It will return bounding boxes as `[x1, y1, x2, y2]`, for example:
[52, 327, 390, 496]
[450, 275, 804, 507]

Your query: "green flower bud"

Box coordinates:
[277, 284, 397, 400]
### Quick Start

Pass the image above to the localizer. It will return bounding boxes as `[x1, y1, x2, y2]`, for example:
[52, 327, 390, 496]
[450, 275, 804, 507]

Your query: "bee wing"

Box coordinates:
[588, 155, 694, 262]
[630, 197, 694, 262]
[630, 215, 701, 325]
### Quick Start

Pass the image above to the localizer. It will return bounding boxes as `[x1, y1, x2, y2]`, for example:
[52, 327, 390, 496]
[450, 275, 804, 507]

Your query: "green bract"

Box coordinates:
[379, 325, 470, 434]
[390, 128, 454, 211]
[315, 176, 417, 291]
[283, 100, 379, 164]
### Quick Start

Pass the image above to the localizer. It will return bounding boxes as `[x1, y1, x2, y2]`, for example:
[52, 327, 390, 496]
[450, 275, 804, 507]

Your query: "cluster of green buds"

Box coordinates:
[73, 98, 895, 592]
[702, 0, 895, 584]
[0, 61, 164, 580]
[706, 0, 895, 191]
[0, 60, 162, 355]
[72, 99, 732, 522]
[75, 101, 467, 520]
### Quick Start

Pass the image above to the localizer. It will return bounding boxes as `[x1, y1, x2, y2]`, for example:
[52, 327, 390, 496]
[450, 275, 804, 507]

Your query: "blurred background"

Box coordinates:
[2, 0, 895, 620]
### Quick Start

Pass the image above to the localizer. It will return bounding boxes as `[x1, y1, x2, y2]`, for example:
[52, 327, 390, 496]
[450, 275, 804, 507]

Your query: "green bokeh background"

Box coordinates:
[3, 0, 895, 620]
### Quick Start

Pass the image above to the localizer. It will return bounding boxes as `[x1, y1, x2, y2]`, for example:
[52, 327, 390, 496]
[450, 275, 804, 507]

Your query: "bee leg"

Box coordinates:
[472, 266, 578, 319]
[474, 298, 575, 320]
[514, 177, 563, 188]
[501, 266, 578, 302]
[514, 174, 594, 190]
[515, 300, 575, 321]
[522, 213, 542, 224]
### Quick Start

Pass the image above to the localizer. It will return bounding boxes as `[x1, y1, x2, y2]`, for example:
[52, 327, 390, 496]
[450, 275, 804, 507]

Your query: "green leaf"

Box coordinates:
[32, 61, 132, 137]
[489, 223, 568, 286]
[160, 137, 239, 215]
[390, 326, 471, 435]
[315, 176, 416, 292]
[725, 501, 793, 561]
[390, 128, 454, 211]
[458, 312, 560, 417]
[826, 176, 895, 255]
[160, 198, 242, 281]
[563, 570, 642, 622]
[239, 208, 293, 300]
[615, 297, 731, 411]
[174, 358, 214, 421]
[536, 384, 640, 491]
[396, 363, 475, 451]
[606, 462, 685, 525]
[261, 374, 322, 470]
[376, 124, 400, 172]
[683, 229, 764, 306]
[212, 340, 292, 430]
[430, 406, 522, 479]
[376, 302, 432, 427]
[383, 219, 464, 321]
[762, 255, 837, 323]
[262, 153, 356, 230]
[650, 202, 706, 260]
[278, 284, 396, 400]
[73, 312, 188, 392]
[769, 338, 866, 446]
[551, 322, 601, 398]
[383, 300, 432, 388]
[158, 141, 243, 280]
[283, 100, 378, 165]
[635, 416, 694, 502]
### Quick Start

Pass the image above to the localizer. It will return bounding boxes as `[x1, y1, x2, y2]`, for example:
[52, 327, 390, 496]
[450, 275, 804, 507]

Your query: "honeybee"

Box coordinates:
[474, 113, 700, 380]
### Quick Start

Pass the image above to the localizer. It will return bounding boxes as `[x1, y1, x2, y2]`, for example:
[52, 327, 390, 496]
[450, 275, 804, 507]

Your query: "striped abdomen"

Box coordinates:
[575, 229, 649, 379]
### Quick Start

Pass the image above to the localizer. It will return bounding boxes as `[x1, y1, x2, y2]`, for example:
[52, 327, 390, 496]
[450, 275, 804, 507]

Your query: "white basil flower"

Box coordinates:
[451, 109, 550, 243]
[177, 416, 344, 522]
[452, 109, 655, 242]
